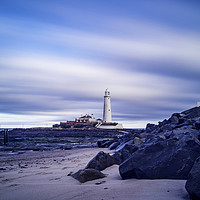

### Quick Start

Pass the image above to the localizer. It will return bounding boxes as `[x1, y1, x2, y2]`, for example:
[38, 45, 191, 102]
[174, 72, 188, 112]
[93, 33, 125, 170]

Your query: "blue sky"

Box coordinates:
[0, 0, 200, 128]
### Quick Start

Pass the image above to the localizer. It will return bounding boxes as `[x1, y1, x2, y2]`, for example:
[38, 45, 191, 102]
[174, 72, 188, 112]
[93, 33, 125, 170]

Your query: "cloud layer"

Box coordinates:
[0, 0, 200, 128]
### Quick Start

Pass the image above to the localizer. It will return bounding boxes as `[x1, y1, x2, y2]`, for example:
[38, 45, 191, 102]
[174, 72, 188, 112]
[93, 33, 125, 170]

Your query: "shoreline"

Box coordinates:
[0, 147, 190, 200]
[0, 128, 127, 152]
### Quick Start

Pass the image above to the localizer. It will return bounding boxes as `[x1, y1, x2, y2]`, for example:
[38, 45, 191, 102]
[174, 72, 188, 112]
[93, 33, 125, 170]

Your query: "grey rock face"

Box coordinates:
[71, 169, 106, 183]
[119, 136, 200, 180]
[185, 156, 200, 200]
[85, 151, 117, 171]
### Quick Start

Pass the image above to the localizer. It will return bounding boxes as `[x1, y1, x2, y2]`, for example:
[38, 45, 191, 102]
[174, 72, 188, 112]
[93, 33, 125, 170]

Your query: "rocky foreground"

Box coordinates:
[79, 106, 200, 200]
[0, 148, 188, 200]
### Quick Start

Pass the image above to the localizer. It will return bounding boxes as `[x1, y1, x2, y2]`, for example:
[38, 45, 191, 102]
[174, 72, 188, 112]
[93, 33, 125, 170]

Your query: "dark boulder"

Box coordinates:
[109, 141, 120, 150]
[98, 140, 116, 148]
[115, 140, 134, 152]
[144, 107, 200, 136]
[163, 131, 174, 139]
[181, 107, 200, 119]
[97, 140, 110, 148]
[111, 152, 122, 165]
[134, 137, 143, 145]
[102, 140, 116, 148]
[169, 113, 181, 124]
[111, 144, 139, 165]
[185, 156, 200, 200]
[178, 118, 185, 125]
[143, 133, 165, 147]
[172, 126, 199, 140]
[120, 144, 139, 162]
[85, 151, 117, 171]
[160, 124, 173, 132]
[146, 123, 158, 133]
[119, 136, 200, 180]
[122, 144, 139, 154]
[140, 132, 146, 138]
[121, 146, 138, 162]
[158, 119, 169, 127]
[194, 122, 200, 130]
[71, 169, 106, 183]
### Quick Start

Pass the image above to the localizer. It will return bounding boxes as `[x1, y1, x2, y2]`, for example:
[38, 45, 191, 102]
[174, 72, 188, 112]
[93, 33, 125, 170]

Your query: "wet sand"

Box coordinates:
[0, 148, 190, 200]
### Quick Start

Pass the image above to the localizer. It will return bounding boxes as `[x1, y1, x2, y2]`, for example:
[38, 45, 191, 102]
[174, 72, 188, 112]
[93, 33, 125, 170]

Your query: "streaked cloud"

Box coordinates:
[0, 0, 199, 128]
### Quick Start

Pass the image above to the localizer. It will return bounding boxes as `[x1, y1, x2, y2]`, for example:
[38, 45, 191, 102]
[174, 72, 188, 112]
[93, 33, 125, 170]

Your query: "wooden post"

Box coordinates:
[4, 129, 8, 145]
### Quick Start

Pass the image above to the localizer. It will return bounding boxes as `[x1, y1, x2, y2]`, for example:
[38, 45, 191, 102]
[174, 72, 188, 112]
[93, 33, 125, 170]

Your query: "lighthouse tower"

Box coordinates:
[103, 88, 112, 123]
[96, 88, 123, 129]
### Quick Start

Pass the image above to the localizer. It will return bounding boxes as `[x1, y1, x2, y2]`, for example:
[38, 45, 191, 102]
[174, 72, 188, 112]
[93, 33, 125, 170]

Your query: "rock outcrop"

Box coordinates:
[118, 107, 200, 180]
[185, 156, 200, 200]
[90, 107, 200, 181]
[119, 136, 200, 179]
[86, 106, 200, 199]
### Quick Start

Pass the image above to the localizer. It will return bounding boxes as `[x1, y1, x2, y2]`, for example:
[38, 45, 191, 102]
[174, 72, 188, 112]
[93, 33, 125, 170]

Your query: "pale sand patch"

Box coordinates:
[0, 148, 190, 200]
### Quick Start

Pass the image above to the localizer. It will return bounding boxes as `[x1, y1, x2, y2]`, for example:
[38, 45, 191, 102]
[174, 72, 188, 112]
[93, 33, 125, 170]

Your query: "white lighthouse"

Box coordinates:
[97, 88, 123, 129]
[103, 88, 112, 123]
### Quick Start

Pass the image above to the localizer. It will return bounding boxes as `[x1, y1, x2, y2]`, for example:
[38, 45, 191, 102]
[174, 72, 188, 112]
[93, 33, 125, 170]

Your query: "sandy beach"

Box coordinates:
[0, 148, 190, 200]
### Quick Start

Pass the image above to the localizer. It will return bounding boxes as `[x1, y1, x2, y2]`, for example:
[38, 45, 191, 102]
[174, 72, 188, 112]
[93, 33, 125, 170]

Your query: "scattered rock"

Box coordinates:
[185, 156, 200, 200]
[67, 171, 73, 176]
[97, 140, 109, 148]
[97, 140, 116, 148]
[71, 169, 106, 183]
[134, 137, 143, 145]
[95, 180, 106, 185]
[109, 142, 120, 150]
[102, 140, 116, 148]
[85, 151, 117, 171]
[115, 140, 134, 152]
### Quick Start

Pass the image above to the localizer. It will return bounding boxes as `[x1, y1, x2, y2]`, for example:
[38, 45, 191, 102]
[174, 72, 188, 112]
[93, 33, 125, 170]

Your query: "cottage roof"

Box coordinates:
[80, 114, 92, 119]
